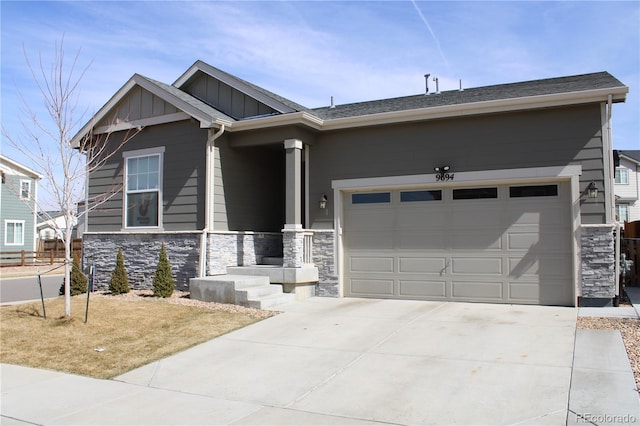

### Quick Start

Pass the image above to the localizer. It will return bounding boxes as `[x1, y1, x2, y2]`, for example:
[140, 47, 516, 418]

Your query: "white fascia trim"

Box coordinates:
[322, 87, 628, 131]
[226, 111, 323, 131]
[174, 61, 297, 114]
[71, 74, 226, 146]
[332, 165, 583, 191]
[0, 155, 43, 179]
[95, 112, 191, 134]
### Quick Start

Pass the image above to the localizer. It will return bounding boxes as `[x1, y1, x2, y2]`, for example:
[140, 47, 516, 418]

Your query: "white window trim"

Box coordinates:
[615, 167, 629, 185]
[617, 204, 630, 222]
[19, 179, 31, 200]
[122, 147, 165, 230]
[5, 220, 25, 246]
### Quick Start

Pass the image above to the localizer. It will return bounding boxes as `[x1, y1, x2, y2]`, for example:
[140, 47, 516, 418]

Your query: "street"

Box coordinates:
[0, 275, 63, 304]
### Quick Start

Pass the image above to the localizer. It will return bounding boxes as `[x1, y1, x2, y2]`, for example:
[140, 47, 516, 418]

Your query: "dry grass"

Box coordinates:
[0, 293, 269, 379]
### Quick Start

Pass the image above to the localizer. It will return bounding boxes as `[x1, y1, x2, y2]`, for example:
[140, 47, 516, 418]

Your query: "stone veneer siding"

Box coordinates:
[207, 231, 282, 275]
[82, 232, 201, 291]
[312, 230, 339, 297]
[580, 224, 616, 302]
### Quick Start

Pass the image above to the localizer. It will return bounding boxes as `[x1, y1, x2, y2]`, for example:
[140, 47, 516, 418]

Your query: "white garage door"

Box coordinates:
[343, 182, 573, 306]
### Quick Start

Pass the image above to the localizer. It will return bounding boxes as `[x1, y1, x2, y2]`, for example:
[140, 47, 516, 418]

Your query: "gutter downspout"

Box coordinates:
[199, 124, 226, 277]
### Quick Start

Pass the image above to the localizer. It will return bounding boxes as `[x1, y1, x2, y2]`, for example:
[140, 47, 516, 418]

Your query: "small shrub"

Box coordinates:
[109, 248, 130, 294]
[58, 255, 88, 296]
[153, 243, 175, 298]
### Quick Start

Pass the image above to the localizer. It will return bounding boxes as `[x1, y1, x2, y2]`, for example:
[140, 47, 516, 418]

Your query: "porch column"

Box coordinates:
[284, 139, 303, 229]
[283, 139, 303, 267]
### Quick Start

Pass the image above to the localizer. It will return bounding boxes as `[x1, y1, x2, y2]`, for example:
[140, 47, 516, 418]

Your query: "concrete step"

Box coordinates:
[246, 292, 295, 310]
[189, 274, 294, 309]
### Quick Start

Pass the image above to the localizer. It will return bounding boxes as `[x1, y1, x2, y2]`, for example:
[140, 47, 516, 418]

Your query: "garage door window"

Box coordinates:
[400, 190, 442, 202]
[453, 187, 498, 200]
[509, 185, 558, 198]
[352, 192, 391, 204]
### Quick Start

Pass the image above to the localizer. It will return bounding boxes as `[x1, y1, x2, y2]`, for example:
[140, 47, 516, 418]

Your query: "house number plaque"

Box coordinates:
[436, 173, 454, 181]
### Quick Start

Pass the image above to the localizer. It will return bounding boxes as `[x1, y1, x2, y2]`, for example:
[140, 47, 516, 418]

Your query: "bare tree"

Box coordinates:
[2, 38, 138, 317]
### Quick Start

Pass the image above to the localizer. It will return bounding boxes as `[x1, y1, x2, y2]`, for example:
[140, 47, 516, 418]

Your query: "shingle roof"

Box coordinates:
[619, 150, 640, 163]
[312, 72, 626, 120]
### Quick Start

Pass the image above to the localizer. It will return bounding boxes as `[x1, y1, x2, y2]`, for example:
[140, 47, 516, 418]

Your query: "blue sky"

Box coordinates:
[1, 1, 639, 207]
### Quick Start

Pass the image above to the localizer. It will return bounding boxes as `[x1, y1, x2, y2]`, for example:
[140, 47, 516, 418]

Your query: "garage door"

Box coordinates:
[343, 182, 573, 305]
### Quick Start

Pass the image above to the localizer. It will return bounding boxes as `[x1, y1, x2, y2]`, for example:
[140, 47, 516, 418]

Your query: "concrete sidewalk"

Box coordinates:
[1, 297, 639, 425]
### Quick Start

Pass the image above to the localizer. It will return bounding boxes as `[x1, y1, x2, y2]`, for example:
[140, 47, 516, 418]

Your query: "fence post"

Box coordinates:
[21, 251, 25, 266]
[50, 250, 54, 265]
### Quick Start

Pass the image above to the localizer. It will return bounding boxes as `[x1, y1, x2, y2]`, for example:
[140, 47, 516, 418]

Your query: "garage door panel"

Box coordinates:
[399, 280, 447, 297]
[396, 208, 447, 227]
[452, 281, 503, 299]
[397, 230, 447, 250]
[343, 182, 573, 306]
[509, 281, 572, 305]
[509, 256, 570, 279]
[507, 231, 570, 251]
[346, 231, 394, 250]
[451, 257, 503, 275]
[345, 209, 394, 229]
[398, 257, 446, 273]
[350, 256, 394, 273]
[449, 230, 503, 250]
[350, 279, 394, 296]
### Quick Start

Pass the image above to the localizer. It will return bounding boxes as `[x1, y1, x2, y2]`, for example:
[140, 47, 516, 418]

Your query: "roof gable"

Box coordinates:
[619, 150, 640, 164]
[174, 61, 311, 117]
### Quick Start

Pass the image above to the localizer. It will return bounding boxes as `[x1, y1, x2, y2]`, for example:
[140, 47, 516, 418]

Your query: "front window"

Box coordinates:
[5, 220, 24, 245]
[615, 167, 629, 185]
[124, 149, 163, 228]
[20, 180, 31, 199]
[617, 204, 630, 222]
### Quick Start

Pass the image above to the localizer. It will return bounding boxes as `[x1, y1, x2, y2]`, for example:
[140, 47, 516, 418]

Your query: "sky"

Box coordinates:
[1, 0, 639, 209]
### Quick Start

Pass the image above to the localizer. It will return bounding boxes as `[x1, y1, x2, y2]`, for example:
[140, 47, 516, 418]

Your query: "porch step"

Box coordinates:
[189, 275, 294, 310]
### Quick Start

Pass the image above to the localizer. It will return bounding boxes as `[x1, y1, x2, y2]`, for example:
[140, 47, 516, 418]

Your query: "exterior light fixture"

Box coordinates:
[587, 181, 598, 199]
[319, 194, 328, 209]
[434, 166, 454, 181]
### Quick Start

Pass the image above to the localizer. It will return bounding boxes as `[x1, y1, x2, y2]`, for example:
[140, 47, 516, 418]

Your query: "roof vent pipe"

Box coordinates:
[330, 96, 335, 109]
[459, 79, 464, 91]
[424, 74, 430, 94]
[433, 76, 440, 94]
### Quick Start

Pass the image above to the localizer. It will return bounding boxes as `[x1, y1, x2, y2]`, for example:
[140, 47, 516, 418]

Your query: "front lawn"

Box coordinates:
[0, 292, 274, 379]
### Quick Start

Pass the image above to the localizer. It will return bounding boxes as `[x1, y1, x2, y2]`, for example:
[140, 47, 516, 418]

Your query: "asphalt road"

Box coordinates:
[0, 275, 63, 304]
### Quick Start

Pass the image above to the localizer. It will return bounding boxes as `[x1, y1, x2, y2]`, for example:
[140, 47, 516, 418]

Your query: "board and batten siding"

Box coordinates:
[99, 85, 180, 125]
[87, 120, 207, 232]
[0, 174, 37, 252]
[182, 72, 278, 120]
[309, 104, 607, 228]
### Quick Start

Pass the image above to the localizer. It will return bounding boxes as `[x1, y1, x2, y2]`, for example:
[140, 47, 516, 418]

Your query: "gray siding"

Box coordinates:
[309, 104, 606, 227]
[182, 72, 277, 120]
[100, 86, 179, 125]
[0, 174, 37, 253]
[87, 120, 207, 232]
[214, 138, 285, 232]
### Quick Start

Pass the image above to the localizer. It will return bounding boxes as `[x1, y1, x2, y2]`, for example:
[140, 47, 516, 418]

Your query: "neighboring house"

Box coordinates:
[614, 150, 640, 223]
[0, 155, 42, 260]
[72, 62, 629, 307]
[36, 210, 78, 240]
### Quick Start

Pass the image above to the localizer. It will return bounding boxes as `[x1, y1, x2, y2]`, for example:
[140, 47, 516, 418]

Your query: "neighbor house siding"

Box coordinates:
[87, 120, 207, 232]
[182, 72, 277, 119]
[308, 104, 606, 227]
[0, 174, 37, 253]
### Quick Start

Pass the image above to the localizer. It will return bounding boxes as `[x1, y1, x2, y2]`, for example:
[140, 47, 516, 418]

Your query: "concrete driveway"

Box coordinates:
[112, 297, 577, 425]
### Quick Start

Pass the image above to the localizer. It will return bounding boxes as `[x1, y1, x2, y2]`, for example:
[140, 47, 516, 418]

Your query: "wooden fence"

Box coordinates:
[1, 239, 82, 267]
[622, 221, 640, 287]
